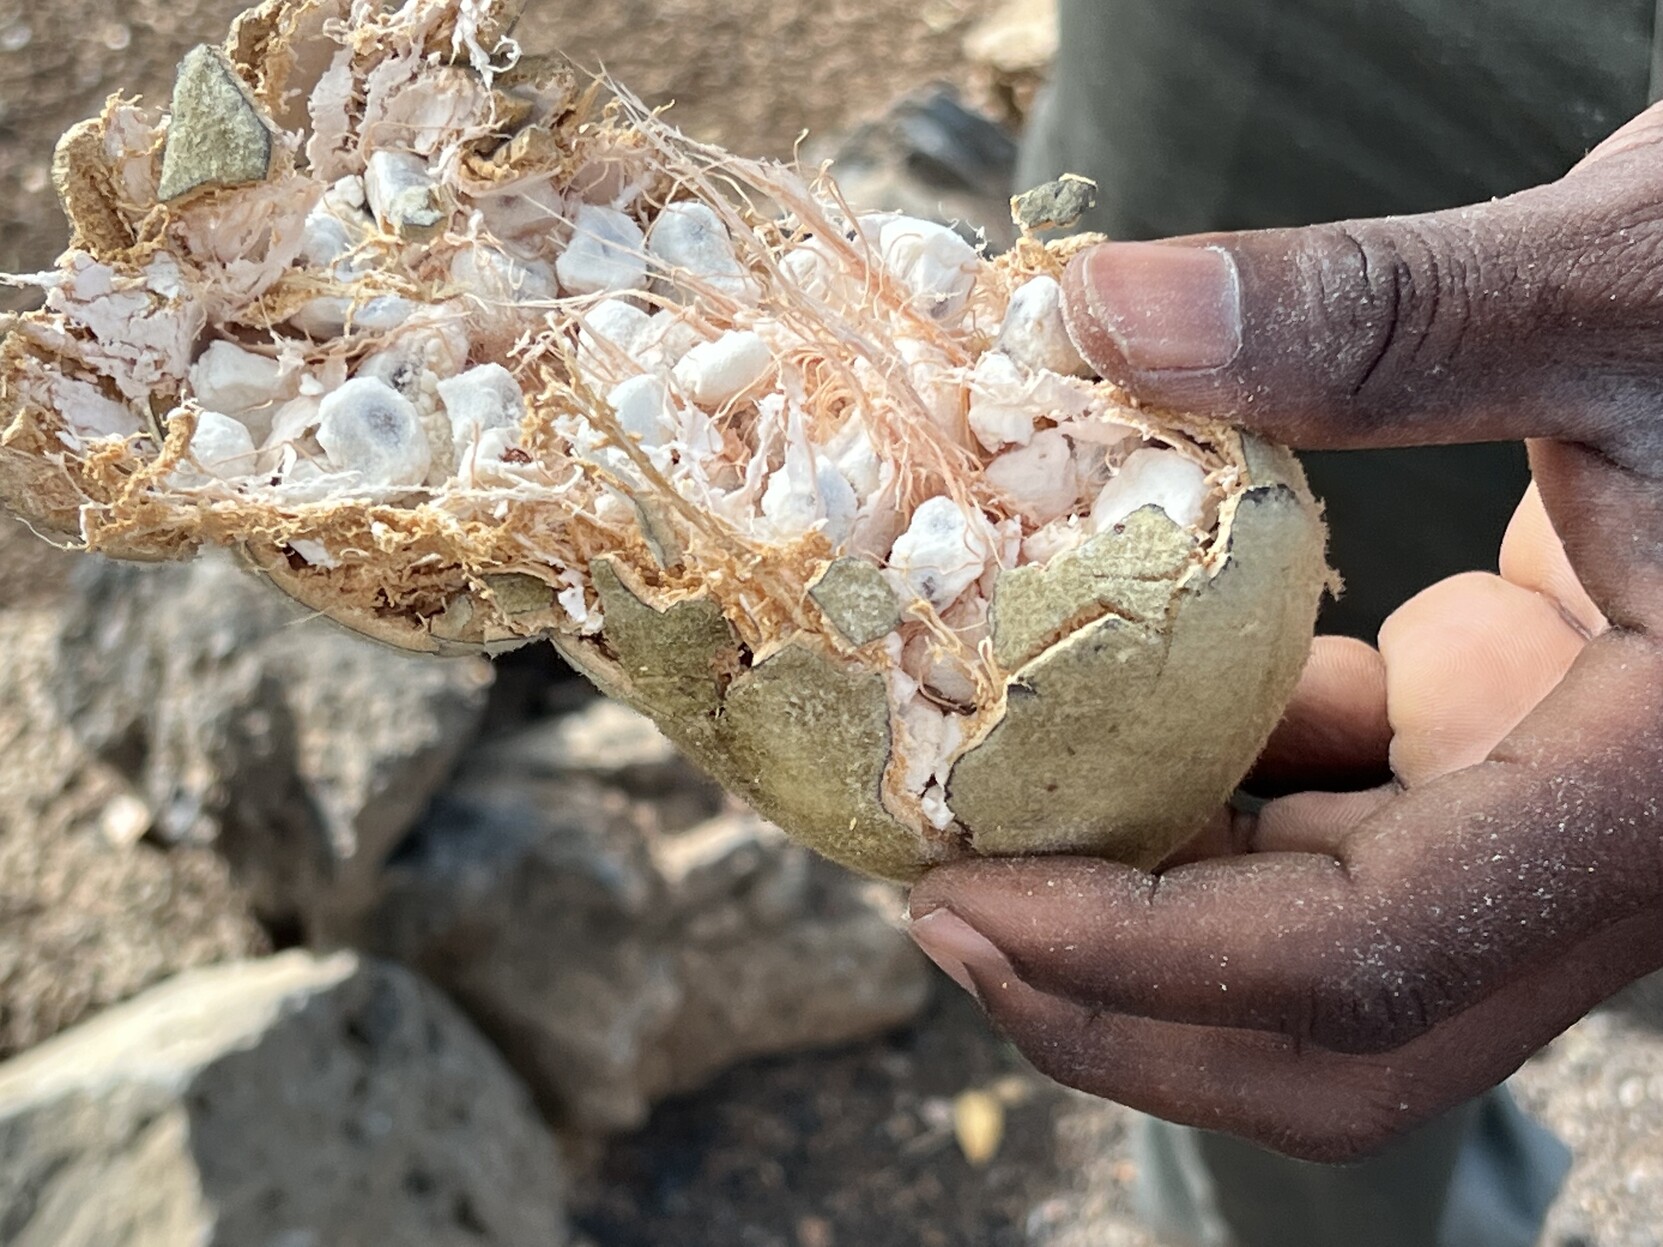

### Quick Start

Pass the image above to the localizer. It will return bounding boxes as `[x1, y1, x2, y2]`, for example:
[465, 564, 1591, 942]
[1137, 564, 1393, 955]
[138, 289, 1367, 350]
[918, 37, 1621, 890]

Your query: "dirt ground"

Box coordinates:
[570, 985, 1663, 1247]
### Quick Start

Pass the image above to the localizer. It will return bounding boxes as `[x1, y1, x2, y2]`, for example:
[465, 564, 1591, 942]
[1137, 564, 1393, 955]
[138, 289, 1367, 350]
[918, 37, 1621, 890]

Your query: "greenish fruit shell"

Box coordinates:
[246, 433, 1326, 883]
[546, 433, 1328, 883]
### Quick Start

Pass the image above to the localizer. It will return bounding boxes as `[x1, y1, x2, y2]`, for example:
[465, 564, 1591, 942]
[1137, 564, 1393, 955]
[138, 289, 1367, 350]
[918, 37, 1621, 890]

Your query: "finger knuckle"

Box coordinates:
[1304, 961, 1446, 1055]
[1555, 195, 1663, 356]
[1502, 175, 1663, 435]
[1304, 220, 1484, 416]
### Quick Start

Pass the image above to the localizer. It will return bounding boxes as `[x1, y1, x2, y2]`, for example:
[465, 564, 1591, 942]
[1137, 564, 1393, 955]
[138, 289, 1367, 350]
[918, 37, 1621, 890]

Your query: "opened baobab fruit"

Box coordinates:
[0, 0, 1329, 882]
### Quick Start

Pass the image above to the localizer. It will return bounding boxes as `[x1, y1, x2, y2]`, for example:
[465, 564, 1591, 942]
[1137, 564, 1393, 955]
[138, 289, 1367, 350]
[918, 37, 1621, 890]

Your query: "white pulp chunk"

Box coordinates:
[262, 395, 323, 456]
[868, 214, 980, 320]
[903, 629, 981, 707]
[983, 429, 1080, 525]
[556, 204, 648, 297]
[827, 417, 886, 499]
[364, 151, 445, 237]
[966, 353, 1038, 451]
[574, 303, 700, 388]
[450, 244, 559, 305]
[889, 496, 995, 610]
[898, 697, 968, 807]
[760, 440, 860, 545]
[324, 175, 367, 214]
[355, 325, 468, 401]
[899, 698, 951, 794]
[189, 341, 290, 416]
[638, 314, 705, 373]
[290, 294, 417, 339]
[180, 411, 257, 481]
[1060, 413, 1142, 447]
[438, 364, 526, 456]
[1091, 448, 1212, 532]
[672, 331, 773, 408]
[300, 209, 359, 270]
[778, 237, 859, 308]
[474, 177, 565, 242]
[576, 299, 655, 371]
[351, 298, 418, 333]
[288, 539, 340, 569]
[1022, 516, 1089, 566]
[607, 375, 681, 450]
[302, 176, 373, 271]
[648, 202, 751, 298]
[996, 275, 1091, 377]
[457, 427, 524, 478]
[315, 376, 433, 487]
[920, 785, 957, 831]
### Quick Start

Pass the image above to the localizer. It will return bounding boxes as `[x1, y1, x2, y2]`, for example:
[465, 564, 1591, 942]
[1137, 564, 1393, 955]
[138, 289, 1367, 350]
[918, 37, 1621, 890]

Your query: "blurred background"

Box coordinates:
[2, 1, 1663, 1244]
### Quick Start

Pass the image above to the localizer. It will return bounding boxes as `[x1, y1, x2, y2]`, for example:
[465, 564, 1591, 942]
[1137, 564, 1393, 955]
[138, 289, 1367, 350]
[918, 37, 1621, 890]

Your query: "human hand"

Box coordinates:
[908, 105, 1663, 1162]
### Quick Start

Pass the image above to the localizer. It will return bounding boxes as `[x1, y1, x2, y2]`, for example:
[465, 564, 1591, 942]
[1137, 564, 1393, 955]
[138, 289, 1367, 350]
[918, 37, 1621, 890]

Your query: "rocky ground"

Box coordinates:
[566, 974, 1663, 1247]
[3, 0, 1663, 1244]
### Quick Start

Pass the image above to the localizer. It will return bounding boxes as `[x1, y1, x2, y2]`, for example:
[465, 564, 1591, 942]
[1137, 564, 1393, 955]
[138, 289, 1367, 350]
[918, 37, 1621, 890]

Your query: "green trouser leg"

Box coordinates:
[1017, 1, 1657, 1242]
[1135, 1092, 1570, 1247]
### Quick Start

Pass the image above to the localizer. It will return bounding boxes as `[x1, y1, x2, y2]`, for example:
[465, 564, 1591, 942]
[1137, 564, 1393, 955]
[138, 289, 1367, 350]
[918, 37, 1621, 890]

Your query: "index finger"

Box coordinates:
[914, 630, 1663, 1054]
[913, 898, 1663, 1161]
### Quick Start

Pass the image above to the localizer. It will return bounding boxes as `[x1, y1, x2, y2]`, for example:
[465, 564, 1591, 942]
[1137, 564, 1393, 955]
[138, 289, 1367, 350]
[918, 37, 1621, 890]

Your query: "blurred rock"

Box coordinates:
[0, 951, 570, 1247]
[0, 603, 265, 1062]
[0, 516, 76, 608]
[483, 696, 725, 830]
[358, 704, 932, 1132]
[965, 0, 1058, 78]
[650, 813, 932, 1110]
[965, 0, 1058, 125]
[52, 555, 493, 937]
[45, 556, 929, 1135]
[492, 697, 682, 789]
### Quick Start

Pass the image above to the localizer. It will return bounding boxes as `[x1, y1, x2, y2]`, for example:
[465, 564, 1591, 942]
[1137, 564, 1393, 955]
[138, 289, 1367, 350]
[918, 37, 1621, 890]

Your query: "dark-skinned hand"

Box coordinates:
[908, 104, 1663, 1163]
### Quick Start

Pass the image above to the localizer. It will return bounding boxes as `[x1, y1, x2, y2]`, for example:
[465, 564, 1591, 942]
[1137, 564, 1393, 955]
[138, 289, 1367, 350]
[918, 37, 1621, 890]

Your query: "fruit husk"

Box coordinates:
[0, 0, 1331, 884]
[531, 437, 1325, 882]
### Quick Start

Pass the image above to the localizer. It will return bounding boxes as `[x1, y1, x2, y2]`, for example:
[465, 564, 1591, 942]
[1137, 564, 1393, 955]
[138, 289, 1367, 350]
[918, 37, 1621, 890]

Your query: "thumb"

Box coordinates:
[1061, 103, 1663, 458]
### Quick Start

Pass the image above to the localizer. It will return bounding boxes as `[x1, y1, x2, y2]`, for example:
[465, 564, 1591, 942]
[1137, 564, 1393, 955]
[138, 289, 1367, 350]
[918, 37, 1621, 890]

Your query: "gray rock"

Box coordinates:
[650, 814, 933, 1100]
[52, 555, 493, 938]
[0, 605, 266, 1063]
[156, 45, 276, 203]
[488, 696, 687, 793]
[359, 709, 931, 1132]
[0, 952, 569, 1247]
